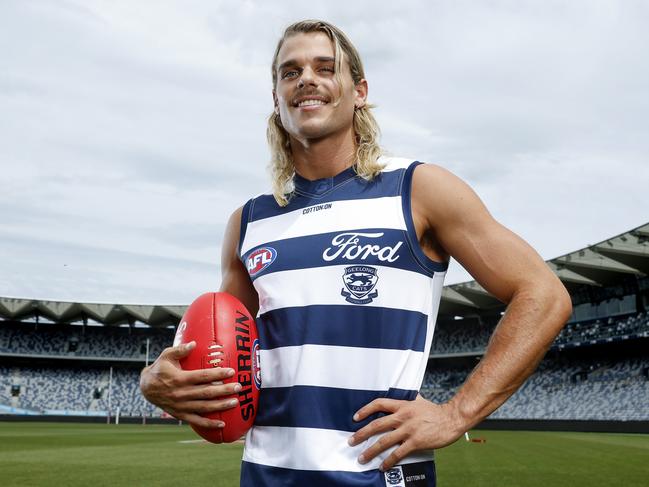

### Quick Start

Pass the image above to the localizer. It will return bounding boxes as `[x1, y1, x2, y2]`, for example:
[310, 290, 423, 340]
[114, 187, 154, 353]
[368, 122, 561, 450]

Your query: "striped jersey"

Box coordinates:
[237, 156, 447, 486]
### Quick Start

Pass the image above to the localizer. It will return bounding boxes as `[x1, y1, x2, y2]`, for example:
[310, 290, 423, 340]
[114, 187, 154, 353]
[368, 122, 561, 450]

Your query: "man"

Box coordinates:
[140, 20, 572, 486]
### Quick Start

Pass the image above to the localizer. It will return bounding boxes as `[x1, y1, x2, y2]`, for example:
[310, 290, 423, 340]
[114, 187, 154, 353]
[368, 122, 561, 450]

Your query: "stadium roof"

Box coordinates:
[2, 222, 648, 327]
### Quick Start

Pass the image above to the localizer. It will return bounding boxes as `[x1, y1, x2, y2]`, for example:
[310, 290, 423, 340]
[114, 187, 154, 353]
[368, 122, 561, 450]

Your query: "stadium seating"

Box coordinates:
[553, 311, 649, 347]
[430, 322, 493, 355]
[1, 355, 646, 420]
[0, 310, 647, 420]
[0, 365, 157, 416]
[430, 311, 649, 355]
[421, 356, 649, 420]
[2, 311, 648, 359]
[0, 323, 171, 361]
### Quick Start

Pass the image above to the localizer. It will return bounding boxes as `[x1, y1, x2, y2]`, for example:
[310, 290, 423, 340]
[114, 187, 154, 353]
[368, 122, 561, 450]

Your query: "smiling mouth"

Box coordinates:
[297, 99, 327, 107]
[293, 96, 329, 108]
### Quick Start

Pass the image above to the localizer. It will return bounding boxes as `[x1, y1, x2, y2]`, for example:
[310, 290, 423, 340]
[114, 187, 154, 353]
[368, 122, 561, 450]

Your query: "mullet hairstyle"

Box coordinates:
[267, 19, 384, 207]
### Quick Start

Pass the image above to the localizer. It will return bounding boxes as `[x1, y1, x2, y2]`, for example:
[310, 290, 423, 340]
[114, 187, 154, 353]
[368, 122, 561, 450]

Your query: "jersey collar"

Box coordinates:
[293, 165, 357, 196]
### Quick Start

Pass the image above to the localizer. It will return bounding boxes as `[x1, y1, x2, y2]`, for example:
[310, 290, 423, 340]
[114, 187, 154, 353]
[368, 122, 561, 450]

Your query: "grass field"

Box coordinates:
[0, 422, 647, 486]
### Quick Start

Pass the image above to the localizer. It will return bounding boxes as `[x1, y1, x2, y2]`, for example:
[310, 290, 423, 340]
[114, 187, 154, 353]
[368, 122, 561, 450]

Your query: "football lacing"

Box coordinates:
[208, 344, 224, 365]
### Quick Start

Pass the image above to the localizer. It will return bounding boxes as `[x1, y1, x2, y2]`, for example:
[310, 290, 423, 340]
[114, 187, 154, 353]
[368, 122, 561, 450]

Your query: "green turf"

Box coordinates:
[436, 430, 649, 486]
[0, 422, 242, 487]
[0, 423, 647, 486]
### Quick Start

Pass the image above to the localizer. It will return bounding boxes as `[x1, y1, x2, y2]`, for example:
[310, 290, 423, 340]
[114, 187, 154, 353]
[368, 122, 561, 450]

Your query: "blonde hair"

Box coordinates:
[268, 20, 384, 206]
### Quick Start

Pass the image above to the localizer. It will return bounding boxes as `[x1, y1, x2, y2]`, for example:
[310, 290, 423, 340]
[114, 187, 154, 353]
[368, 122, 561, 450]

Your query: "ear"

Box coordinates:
[354, 79, 368, 109]
[272, 90, 280, 115]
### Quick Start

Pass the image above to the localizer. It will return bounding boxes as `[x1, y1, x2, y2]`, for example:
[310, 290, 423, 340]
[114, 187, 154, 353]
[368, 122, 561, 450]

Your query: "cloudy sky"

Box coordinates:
[1, 0, 647, 305]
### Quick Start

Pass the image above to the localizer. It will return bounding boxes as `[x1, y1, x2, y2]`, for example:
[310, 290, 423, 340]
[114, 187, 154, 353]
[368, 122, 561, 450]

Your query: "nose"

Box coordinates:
[297, 66, 316, 88]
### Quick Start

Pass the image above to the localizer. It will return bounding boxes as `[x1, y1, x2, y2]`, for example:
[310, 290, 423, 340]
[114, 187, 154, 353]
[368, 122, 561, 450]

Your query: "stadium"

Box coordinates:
[1, 222, 647, 486]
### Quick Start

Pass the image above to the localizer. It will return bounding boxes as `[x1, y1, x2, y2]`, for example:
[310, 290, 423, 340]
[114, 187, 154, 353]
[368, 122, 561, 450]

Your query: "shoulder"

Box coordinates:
[379, 156, 480, 210]
[412, 162, 468, 192]
[224, 205, 245, 247]
[224, 195, 262, 250]
[377, 156, 461, 186]
[410, 162, 492, 230]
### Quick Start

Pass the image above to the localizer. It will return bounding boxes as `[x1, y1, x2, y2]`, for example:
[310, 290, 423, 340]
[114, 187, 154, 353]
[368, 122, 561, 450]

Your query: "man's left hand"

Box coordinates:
[348, 394, 466, 471]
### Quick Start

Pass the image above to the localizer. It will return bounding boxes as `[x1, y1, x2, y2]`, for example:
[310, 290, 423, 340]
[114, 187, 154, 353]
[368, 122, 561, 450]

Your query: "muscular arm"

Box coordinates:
[220, 206, 259, 316]
[413, 163, 573, 429]
[351, 163, 572, 468]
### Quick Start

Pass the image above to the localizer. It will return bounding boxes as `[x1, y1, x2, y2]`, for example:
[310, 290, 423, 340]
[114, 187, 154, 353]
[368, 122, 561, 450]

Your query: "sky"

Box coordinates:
[1, 0, 648, 305]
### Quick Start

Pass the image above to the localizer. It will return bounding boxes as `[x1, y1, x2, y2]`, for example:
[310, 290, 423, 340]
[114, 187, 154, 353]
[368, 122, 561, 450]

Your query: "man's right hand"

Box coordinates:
[139, 341, 242, 429]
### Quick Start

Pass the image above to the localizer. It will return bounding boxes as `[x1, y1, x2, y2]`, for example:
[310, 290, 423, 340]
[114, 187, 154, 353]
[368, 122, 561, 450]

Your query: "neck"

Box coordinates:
[290, 127, 356, 180]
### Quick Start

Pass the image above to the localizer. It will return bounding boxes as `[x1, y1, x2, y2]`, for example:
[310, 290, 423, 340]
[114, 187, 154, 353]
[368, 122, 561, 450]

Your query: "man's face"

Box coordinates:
[273, 32, 366, 143]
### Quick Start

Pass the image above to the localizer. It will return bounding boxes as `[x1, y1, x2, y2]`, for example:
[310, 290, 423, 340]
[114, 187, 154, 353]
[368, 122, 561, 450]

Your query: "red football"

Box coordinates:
[173, 292, 260, 443]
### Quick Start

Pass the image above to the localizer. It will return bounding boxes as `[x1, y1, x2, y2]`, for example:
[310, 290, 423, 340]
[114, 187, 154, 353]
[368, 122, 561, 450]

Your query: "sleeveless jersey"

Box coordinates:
[237, 157, 447, 487]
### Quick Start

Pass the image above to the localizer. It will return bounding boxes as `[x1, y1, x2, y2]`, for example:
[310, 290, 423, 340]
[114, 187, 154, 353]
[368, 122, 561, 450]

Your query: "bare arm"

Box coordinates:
[414, 163, 572, 428]
[139, 206, 259, 427]
[350, 163, 572, 468]
[219, 206, 259, 316]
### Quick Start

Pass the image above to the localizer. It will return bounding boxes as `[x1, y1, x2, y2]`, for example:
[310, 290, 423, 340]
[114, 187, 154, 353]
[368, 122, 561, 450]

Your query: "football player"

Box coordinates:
[140, 19, 571, 486]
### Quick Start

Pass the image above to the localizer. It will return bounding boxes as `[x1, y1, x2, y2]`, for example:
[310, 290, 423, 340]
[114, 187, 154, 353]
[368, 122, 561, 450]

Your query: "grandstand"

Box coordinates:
[1, 222, 648, 428]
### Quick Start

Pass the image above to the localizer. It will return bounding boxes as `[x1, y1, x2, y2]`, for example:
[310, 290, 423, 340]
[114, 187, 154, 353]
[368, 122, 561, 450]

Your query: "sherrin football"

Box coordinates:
[173, 292, 260, 443]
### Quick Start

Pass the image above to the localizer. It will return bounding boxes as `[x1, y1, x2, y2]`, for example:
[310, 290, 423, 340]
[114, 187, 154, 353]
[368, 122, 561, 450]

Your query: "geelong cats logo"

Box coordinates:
[342, 266, 379, 304]
[384, 467, 405, 486]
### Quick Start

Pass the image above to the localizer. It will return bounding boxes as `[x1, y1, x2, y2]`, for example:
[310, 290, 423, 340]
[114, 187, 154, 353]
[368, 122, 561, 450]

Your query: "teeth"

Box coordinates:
[298, 99, 326, 107]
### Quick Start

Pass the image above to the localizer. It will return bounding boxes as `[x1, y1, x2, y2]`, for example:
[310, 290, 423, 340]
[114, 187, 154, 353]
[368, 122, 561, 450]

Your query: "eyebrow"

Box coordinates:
[277, 56, 336, 73]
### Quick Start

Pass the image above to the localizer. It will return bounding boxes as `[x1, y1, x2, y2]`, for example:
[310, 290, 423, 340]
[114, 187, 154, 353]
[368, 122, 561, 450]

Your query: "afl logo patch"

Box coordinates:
[247, 247, 277, 276]
[252, 339, 261, 390]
